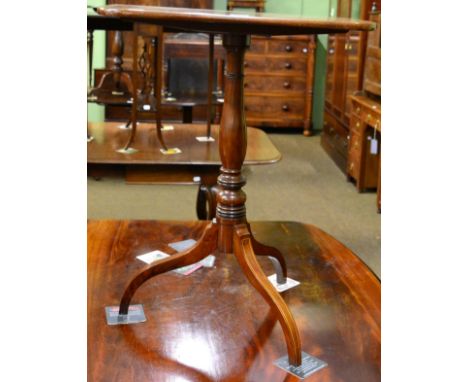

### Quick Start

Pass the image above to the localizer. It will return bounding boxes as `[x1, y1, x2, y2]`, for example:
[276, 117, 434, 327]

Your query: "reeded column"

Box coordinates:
[216, 34, 250, 253]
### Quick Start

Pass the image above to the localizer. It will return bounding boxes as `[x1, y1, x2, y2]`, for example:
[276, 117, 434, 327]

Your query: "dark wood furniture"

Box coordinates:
[96, 4, 375, 369]
[321, 0, 380, 172]
[87, 122, 280, 219]
[347, 6, 381, 211]
[88, 219, 381, 381]
[244, 35, 316, 135]
[347, 95, 380, 192]
[227, 0, 265, 12]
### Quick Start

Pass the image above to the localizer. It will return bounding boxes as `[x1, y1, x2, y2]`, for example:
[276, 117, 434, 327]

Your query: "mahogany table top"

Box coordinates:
[96, 5, 376, 36]
[88, 220, 380, 382]
[87, 122, 281, 165]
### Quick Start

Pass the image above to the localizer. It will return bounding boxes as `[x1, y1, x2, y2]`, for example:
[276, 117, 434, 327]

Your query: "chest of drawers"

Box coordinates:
[244, 35, 316, 135]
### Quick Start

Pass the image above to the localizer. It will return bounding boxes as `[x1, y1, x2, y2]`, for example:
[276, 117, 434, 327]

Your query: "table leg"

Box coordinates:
[233, 224, 302, 366]
[216, 34, 302, 366]
[118, 221, 218, 315]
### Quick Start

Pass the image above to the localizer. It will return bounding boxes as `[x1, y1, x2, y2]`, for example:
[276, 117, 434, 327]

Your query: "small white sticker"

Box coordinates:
[268, 274, 300, 292]
[196, 136, 215, 142]
[370, 138, 379, 155]
[143, 104, 151, 111]
[136, 250, 169, 264]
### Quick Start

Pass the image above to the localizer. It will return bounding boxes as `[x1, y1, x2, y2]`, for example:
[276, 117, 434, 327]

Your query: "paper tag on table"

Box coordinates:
[136, 250, 170, 264]
[196, 136, 215, 142]
[268, 274, 300, 293]
[136, 249, 215, 276]
[160, 147, 182, 155]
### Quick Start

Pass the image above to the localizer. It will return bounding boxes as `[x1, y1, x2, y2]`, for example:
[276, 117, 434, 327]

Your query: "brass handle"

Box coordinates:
[285, 45, 292, 52]
[329, 48, 335, 54]
[282, 104, 289, 111]
[356, 122, 360, 128]
[302, 48, 308, 54]
[367, 114, 371, 121]
[283, 81, 291, 89]
[356, 107, 361, 113]
[349, 162, 354, 170]
[284, 62, 292, 69]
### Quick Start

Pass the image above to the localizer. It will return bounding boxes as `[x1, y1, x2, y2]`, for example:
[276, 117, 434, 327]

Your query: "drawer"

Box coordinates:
[347, 157, 359, 179]
[245, 96, 304, 119]
[349, 131, 362, 151]
[244, 76, 306, 93]
[323, 114, 349, 158]
[267, 40, 310, 55]
[244, 56, 307, 73]
[248, 39, 267, 54]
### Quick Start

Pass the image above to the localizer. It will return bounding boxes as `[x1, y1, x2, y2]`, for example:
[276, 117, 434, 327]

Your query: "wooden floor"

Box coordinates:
[88, 220, 380, 381]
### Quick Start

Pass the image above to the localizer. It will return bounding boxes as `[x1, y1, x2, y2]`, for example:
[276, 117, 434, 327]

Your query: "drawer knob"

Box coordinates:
[302, 48, 308, 54]
[283, 81, 291, 89]
[284, 62, 292, 69]
[356, 107, 361, 113]
[356, 122, 360, 127]
[329, 48, 335, 54]
[285, 45, 292, 52]
[244, 82, 248, 88]
[349, 162, 354, 170]
[367, 114, 371, 121]
[244, 61, 248, 67]
[282, 104, 289, 111]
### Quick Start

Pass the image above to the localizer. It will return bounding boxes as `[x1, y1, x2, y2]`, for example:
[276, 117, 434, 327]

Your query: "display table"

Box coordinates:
[88, 220, 380, 381]
[96, 5, 375, 370]
[87, 122, 280, 219]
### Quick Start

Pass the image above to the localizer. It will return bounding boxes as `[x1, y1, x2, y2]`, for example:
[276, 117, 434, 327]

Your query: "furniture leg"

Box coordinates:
[182, 105, 193, 123]
[154, 29, 168, 151]
[247, 223, 287, 283]
[233, 224, 302, 366]
[196, 184, 220, 220]
[123, 29, 139, 152]
[119, 221, 218, 315]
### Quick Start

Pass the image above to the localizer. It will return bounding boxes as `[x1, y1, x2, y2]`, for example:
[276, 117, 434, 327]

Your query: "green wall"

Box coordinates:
[87, 0, 106, 122]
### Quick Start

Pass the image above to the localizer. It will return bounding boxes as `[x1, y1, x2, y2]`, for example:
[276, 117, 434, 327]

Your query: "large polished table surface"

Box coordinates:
[87, 122, 281, 165]
[88, 220, 380, 381]
[96, 5, 376, 35]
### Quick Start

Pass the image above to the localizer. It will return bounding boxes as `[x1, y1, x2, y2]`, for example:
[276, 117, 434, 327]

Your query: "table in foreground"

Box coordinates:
[96, 5, 375, 370]
[88, 220, 380, 382]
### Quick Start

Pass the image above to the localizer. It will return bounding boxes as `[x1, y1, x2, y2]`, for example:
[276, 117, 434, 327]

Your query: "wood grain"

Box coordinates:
[88, 220, 381, 381]
[87, 122, 281, 165]
[96, 5, 376, 35]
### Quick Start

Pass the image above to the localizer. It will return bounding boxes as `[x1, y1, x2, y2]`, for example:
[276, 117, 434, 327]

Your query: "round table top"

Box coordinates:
[96, 5, 376, 35]
[88, 220, 380, 381]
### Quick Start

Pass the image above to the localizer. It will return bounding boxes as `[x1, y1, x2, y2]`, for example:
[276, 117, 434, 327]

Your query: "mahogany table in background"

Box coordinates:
[96, 5, 375, 369]
[88, 220, 380, 382]
[87, 122, 280, 219]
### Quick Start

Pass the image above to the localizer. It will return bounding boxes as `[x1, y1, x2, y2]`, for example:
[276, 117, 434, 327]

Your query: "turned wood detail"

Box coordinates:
[216, 34, 250, 253]
[90, 30, 133, 100]
[233, 224, 302, 366]
[87, 29, 94, 90]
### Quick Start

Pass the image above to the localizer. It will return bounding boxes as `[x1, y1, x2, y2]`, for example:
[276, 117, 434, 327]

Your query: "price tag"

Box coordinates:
[143, 104, 151, 111]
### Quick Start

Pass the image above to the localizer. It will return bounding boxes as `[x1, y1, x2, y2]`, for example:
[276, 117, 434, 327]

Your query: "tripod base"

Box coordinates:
[112, 219, 303, 366]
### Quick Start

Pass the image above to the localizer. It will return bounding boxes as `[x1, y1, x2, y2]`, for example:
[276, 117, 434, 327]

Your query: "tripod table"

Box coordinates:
[96, 4, 375, 372]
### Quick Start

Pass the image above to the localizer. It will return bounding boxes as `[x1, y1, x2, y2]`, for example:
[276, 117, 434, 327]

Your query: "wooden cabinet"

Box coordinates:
[321, 0, 380, 172]
[244, 35, 316, 135]
[347, 95, 380, 191]
[347, 7, 381, 211]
